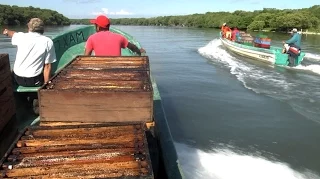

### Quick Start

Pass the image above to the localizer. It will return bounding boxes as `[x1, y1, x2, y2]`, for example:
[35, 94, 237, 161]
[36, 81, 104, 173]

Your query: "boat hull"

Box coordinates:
[220, 37, 275, 63]
[0, 26, 183, 179]
[220, 37, 305, 66]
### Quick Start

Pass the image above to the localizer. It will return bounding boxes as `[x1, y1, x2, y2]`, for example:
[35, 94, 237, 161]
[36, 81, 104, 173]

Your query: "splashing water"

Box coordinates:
[198, 39, 320, 76]
[197, 39, 293, 93]
[305, 53, 320, 61]
[197, 39, 320, 123]
[192, 39, 320, 179]
[291, 64, 320, 75]
[175, 142, 319, 179]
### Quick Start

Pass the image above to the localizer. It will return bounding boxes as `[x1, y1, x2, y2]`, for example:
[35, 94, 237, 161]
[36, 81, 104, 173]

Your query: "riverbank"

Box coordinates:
[255, 29, 320, 35]
[301, 31, 320, 35]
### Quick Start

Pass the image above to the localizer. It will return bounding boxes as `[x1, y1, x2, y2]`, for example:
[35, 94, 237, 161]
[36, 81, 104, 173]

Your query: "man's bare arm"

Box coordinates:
[43, 63, 51, 83]
[127, 42, 146, 55]
[2, 29, 15, 38]
[84, 48, 93, 56]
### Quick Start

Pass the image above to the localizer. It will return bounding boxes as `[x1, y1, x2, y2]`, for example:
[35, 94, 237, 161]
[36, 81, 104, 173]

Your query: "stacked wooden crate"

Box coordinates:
[0, 54, 15, 133]
[0, 122, 154, 179]
[0, 55, 155, 179]
[38, 56, 152, 123]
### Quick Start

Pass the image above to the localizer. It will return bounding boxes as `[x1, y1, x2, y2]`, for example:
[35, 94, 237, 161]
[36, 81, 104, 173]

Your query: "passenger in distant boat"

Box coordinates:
[85, 15, 146, 56]
[221, 23, 231, 39]
[282, 28, 302, 66]
[2, 18, 56, 87]
[221, 23, 226, 37]
[282, 28, 301, 54]
[231, 27, 240, 42]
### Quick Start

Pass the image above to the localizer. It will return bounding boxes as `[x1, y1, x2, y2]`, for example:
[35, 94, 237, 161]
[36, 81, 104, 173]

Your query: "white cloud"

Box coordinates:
[115, 9, 134, 15]
[92, 8, 134, 16]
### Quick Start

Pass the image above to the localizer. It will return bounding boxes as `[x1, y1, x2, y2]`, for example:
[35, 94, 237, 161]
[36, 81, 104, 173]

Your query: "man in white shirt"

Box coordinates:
[2, 18, 56, 87]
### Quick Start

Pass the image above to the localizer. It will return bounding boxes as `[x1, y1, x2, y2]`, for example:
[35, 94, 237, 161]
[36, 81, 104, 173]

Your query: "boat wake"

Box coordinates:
[305, 53, 320, 61]
[175, 142, 319, 179]
[291, 64, 320, 75]
[198, 39, 320, 123]
[197, 39, 291, 91]
[198, 39, 320, 76]
[290, 53, 320, 74]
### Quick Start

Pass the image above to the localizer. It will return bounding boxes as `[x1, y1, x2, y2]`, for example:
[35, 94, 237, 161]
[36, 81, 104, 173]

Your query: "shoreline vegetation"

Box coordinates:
[302, 32, 320, 35]
[256, 29, 320, 35]
[1, 4, 320, 34]
[0, 4, 70, 25]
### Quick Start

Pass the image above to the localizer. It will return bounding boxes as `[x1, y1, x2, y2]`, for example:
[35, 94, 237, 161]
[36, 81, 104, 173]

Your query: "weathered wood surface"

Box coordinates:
[39, 91, 153, 122]
[68, 55, 150, 71]
[0, 123, 153, 179]
[0, 54, 15, 134]
[39, 56, 153, 123]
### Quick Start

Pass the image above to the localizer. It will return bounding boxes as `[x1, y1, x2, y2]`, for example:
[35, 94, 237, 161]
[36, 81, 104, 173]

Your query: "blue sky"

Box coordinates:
[1, 0, 319, 18]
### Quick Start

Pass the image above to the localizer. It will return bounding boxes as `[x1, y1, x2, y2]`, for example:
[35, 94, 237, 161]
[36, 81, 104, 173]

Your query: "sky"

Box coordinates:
[1, 0, 319, 19]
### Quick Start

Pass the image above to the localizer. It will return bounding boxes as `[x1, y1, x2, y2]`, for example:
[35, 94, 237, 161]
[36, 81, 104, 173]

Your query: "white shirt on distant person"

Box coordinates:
[12, 32, 56, 77]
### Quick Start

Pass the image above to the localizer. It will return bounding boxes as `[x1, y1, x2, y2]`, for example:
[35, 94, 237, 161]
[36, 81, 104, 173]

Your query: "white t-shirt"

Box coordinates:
[12, 32, 57, 77]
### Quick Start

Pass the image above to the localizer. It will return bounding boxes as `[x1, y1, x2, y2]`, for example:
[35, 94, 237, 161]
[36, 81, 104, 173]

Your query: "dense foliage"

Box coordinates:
[2, 4, 319, 32]
[0, 4, 71, 25]
[72, 6, 320, 31]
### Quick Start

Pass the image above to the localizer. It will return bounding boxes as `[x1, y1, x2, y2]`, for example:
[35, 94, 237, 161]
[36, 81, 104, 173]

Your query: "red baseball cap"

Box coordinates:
[90, 15, 110, 28]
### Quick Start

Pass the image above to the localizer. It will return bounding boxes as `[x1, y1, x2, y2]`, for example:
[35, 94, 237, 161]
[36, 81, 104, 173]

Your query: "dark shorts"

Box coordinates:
[13, 72, 44, 87]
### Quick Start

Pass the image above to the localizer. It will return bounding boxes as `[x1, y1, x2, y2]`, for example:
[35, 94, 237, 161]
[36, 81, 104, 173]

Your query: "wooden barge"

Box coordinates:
[0, 25, 183, 179]
[0, 55, 175, 178]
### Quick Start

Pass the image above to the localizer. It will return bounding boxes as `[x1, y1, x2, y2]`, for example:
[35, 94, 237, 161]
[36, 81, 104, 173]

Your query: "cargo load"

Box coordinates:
[254, 34, 271, 49]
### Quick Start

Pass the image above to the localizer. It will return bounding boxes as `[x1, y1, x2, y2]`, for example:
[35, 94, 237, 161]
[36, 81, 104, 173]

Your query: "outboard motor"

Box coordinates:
[287, 44, 301, 66]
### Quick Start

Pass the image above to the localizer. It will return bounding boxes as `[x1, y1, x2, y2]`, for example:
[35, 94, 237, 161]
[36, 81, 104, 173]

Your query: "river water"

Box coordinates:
[1, 25, 320, 178]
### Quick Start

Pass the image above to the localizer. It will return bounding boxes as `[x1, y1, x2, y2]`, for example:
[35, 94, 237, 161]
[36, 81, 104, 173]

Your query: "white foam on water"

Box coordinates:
[291, 64, 320, 75]
[305, 53, 320, 61]
[197, 39, 320, 123]
[198, 39, 251, 89]
[198, 39, 320, 77]
[175, 142, 319, 179]
[197, 39, 293, 94]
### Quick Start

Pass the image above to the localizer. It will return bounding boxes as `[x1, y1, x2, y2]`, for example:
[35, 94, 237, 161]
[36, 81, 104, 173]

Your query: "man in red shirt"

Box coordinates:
[85, 15, 145, 56]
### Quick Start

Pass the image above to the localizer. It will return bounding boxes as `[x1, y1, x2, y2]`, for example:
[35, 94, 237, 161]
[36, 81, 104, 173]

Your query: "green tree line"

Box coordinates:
[1, 4, 319, 31]
[0, 4, 71, 26]
[72, 5, 320, 32]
